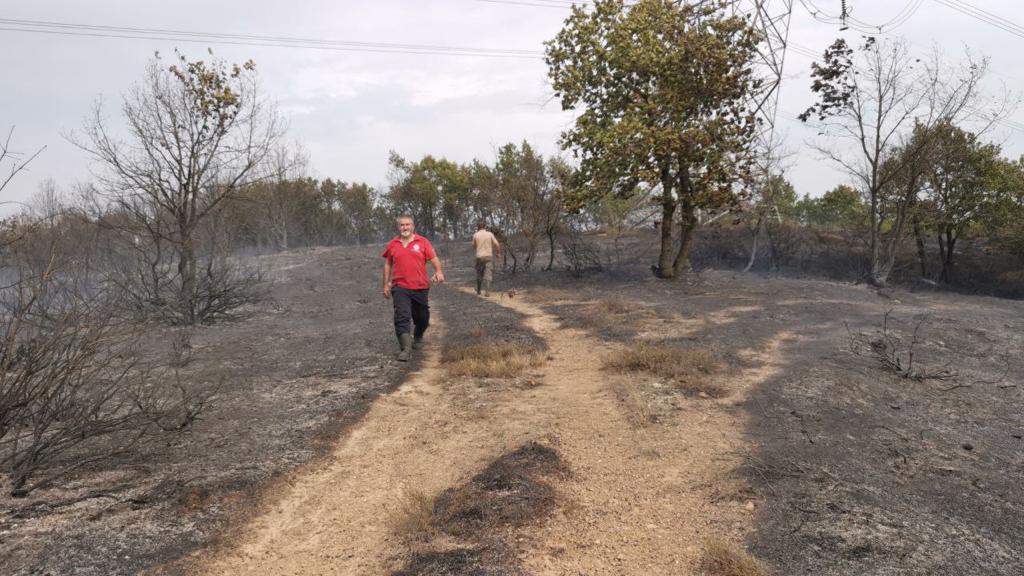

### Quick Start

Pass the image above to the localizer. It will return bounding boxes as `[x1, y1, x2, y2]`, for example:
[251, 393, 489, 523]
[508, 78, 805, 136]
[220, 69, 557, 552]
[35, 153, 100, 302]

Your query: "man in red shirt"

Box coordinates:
[382, 214, 445, 361]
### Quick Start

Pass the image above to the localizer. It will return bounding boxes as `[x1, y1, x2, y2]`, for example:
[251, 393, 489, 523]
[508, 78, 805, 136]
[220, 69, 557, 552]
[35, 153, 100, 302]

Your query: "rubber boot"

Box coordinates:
[397, 333, 412, 362]
[412, 335, 424, 350]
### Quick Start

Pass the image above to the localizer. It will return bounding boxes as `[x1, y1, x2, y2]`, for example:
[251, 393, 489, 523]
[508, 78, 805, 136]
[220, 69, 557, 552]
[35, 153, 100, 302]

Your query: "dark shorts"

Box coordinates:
[391, 286, 429, 337]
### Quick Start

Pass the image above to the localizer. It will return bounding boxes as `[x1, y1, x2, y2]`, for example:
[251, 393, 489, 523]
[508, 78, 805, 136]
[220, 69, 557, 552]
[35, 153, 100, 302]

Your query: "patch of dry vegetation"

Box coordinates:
[610, 380, 658, 428]
[604, 342, 724, 397]
[541, 296, 659, 339]
[389, 443, 566, 576]
[521, 287, 578, 303]
[443, 343, 545, 378]
[388, 489, 436, 543]
[581, 298, 658, 330]
[700, 537, 767, 576]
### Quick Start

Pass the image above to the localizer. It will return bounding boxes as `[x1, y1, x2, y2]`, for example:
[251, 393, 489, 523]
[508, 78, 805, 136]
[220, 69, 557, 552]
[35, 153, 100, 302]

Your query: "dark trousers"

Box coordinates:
[392, 287, 430, 338]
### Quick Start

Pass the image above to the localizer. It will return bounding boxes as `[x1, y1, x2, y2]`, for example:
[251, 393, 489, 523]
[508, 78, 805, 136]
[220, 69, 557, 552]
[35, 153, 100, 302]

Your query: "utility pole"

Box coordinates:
[732, 0, 794, 271]
[735, 0, 794, 153]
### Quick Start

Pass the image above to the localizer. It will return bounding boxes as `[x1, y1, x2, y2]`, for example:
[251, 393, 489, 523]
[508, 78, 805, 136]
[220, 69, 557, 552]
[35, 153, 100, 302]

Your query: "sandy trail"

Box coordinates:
[196, 290, 784, 575]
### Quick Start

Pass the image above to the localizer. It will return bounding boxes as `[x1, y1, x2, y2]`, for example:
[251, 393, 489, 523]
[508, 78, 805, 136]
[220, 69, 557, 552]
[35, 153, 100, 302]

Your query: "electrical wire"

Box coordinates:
[0, 17, 546, 59]
[786, 40, 1024, 133]
[798, 0, 923, 33]
[473, 0, 577, 8]
[931, 0, 1024, 40]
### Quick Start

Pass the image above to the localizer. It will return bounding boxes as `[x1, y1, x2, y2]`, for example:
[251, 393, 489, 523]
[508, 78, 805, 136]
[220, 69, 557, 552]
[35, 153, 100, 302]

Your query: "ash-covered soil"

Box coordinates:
[5, 237, 1022, 576]
[0, 245, 417, 576]
[503, 259, 1024, 576]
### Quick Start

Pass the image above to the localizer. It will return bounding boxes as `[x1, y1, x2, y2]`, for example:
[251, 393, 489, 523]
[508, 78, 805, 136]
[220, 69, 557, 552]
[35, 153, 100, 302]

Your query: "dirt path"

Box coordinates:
[195, 290, 784, 575]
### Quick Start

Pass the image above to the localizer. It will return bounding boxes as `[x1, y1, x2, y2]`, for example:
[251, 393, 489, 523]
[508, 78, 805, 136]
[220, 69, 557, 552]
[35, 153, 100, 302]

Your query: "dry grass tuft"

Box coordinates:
[388, 489, 436, 542]
[522, 287, 577, 303]
[700, 538, 767, 576]
[443, 343, 545, 378]
[604, 342, 724, 397]
[601, 297, 655, 317]
[610, 379, 657, 428]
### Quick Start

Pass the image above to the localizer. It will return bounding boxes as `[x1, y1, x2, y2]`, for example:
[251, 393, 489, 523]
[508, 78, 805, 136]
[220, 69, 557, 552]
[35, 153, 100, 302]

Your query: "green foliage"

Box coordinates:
[387, 152, 473, 239]
[221, 178, 386, 248]
[166, 49, 255, 132]
[984, 158, 1024, 260]
[489, 142, 568, 270]
[545, 0, 762, 276]
[796, 185, 867, 229]
[798, 37, 861, 123]
[747, 174, 798, 223]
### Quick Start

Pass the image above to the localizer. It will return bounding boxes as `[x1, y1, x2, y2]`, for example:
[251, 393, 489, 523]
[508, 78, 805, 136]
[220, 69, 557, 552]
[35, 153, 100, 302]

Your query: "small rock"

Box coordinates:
[745, 501, 756, 511]
[961, 442, 974, 451]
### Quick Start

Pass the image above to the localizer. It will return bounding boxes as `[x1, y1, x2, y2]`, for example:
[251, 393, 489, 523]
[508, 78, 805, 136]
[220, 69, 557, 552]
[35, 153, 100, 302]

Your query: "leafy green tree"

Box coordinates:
[797, 185, 866, 229]
[919, 123, 1003, 282]
[984, 157, 1024, 263]
[491, 142, 565, 272]
[741, 174, 796, 272]
[386, 153, 471, 240]
[546, 0, 761, 278]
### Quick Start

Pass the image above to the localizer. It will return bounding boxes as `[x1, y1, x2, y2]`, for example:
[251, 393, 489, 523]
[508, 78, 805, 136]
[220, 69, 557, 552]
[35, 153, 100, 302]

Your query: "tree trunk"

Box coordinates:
[178, 229, 196, 325]
[912, 214, 928, 278]
[766, 223, 779, 273]
[506, 241, 519, 274]
[545, 230, 556, 271]
[743, 217, 762, 273]
[655, 166, 676, 279]
[672, 195, 698, 277]
[940, 228, 956, 283]
[868, 187, 885, 287]
[873, 181, 918, 287]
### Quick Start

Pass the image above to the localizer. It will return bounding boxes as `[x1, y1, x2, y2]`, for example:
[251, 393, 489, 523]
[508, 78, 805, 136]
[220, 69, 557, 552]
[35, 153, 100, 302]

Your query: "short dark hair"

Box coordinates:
[476, 221, 486, 230]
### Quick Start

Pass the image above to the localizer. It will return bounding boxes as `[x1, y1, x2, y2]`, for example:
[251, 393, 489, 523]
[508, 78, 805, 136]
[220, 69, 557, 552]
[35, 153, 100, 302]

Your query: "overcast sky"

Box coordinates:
[2, 0, 1023, 212]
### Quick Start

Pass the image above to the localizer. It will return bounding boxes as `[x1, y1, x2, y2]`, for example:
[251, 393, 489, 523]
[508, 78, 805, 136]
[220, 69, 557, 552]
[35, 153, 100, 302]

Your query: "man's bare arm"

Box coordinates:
[429, 256, 446, 284]
[382, 260, 392, 299]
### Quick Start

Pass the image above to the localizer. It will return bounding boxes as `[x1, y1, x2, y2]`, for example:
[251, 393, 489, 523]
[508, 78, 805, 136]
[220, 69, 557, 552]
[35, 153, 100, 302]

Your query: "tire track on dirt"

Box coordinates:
[192, 289, 785, 575]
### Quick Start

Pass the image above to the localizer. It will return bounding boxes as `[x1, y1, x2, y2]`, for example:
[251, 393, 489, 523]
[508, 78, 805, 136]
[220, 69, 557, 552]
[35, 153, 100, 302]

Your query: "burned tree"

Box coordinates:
[78, 50, 283, 324]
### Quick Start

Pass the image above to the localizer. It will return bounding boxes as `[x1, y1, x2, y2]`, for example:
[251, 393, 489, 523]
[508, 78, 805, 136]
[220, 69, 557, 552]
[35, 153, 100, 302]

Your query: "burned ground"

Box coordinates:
[391, 443, 566, 576]
[4, 239, 1023, 575]
[504, 259, 1024, 575]
[1, 246, 417, 576]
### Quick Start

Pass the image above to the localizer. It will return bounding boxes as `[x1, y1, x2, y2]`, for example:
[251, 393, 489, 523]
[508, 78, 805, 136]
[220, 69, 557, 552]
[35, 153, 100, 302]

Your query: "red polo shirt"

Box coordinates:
[383, 234, 436, 290]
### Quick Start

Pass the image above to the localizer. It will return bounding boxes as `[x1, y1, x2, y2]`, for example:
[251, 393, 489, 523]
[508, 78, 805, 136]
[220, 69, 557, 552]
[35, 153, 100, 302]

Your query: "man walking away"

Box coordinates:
[472, 221, 501, 297]
[383, 215, 445, 361]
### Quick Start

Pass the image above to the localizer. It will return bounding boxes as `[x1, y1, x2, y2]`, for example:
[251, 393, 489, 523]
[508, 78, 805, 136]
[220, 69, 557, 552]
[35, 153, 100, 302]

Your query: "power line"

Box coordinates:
[472, 0, 639, 9]
[932, 0, 1024, 40]
[474, 0, 576, 8]
[0, 17, 546, 59]
[786, 40, 1024, 133]
[797, 0, 923, 33]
